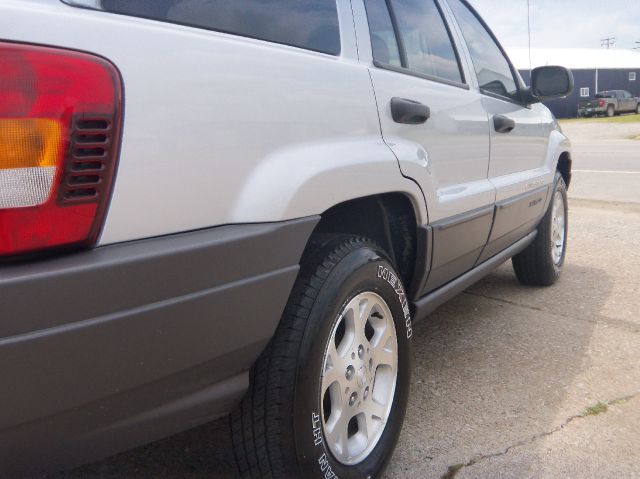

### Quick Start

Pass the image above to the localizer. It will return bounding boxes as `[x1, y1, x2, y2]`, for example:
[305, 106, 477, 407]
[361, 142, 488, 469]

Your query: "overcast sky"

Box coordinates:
[468, 0, 640, 51]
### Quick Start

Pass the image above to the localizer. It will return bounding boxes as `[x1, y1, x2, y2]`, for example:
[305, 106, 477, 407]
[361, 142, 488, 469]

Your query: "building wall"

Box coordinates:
[519, 68, 640, 118]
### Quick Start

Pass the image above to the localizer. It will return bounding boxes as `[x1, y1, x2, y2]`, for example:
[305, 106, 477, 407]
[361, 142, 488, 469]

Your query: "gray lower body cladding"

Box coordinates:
[0, 216, 319, 476]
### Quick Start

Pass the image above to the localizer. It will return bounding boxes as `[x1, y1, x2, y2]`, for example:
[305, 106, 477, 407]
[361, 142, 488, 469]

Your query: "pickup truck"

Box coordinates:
[0, 0, 573, 478]
[578, 90, 640, 117]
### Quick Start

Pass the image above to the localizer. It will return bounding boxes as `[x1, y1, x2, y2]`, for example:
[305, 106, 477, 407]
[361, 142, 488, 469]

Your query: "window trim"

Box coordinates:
[630, 72, 637, 81]
[60, 0, 342, 57]
[369, 0, 468, 88]
[373, 60, 471, 90]
[446, 0, 527, 106]
[580, 87, 590, 98]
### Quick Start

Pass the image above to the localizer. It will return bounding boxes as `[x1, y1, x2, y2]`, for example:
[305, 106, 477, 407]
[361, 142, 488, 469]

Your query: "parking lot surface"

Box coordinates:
[49, 121, 640, 479]
[386, 201, 640, 478]
[561, 120, 640, 204]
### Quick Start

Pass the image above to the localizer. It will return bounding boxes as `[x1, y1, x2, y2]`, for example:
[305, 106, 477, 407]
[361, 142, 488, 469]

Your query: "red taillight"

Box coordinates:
[0, 43, 122, 257]
[599, 99, 606, 107]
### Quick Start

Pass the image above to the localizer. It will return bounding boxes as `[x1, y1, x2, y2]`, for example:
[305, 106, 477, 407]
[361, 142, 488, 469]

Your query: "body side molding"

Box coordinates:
[411, 230, 538, 322]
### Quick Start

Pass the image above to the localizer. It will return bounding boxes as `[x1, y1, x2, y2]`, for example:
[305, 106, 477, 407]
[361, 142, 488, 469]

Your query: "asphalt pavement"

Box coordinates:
[560, 120, 640, 204]
[49, 120, 640, 479]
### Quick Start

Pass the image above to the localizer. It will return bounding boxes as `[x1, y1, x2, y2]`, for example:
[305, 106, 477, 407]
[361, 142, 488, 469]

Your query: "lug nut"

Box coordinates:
[349, 392, 358, 406]
[364, 386, 370, 399]
[351, 352, 356, 360]
[345, 365, 355, 381]
[358, 344, 364, 359]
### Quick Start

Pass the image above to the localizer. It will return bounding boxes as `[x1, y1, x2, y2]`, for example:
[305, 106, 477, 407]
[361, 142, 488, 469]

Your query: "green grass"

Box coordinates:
[561, 113, 640, 124]
[583, 402, 608, 417]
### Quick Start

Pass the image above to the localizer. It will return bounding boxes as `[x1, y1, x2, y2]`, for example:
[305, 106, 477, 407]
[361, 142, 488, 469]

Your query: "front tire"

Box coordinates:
[512, 172, 568, 286]
[231, 236, 412, 479]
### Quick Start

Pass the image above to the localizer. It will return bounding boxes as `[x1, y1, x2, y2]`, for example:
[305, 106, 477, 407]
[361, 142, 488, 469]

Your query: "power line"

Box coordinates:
[601, 37, 615, 49]
[633, 41, 640, 51]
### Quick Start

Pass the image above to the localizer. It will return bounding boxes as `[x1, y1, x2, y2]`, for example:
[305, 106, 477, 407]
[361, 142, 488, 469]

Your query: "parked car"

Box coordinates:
[0, 0, 573, 477]
[578, 90, 640, 117]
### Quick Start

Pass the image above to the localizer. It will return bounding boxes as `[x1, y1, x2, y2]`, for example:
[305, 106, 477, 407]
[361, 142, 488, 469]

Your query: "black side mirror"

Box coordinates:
[527, 66, 574, 103]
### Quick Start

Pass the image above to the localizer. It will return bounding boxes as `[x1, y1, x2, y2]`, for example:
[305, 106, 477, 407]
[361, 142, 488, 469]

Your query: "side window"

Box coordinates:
[447, 0, 518, 100]
[90, 0, 341, 55]
[364, 0, 464, 84]
[391, 0, 463, 83]
[363, 0, 402, 67]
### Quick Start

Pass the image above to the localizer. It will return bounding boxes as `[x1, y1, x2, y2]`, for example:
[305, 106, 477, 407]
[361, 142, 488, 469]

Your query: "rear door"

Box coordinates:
[621, 91, 635, 112]
[446, 0, 552, 262]
[361, 0, 494, 293]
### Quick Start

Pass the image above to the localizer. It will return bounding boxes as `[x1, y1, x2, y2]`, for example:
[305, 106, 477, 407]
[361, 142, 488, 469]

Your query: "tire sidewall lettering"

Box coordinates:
[377, 265, 413, 339]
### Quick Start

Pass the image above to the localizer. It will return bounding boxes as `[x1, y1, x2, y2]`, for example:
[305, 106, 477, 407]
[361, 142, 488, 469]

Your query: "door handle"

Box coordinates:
[493, 114, 516, 133]
[391, 97, 431, 125]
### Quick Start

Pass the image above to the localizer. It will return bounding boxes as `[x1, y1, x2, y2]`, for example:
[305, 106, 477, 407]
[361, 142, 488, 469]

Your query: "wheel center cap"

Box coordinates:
[356, 365, 367, 388]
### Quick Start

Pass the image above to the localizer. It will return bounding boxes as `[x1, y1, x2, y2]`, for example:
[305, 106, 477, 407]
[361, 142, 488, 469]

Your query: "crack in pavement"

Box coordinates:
[441, 393, 640, 479]
[463, 291, 640, 333]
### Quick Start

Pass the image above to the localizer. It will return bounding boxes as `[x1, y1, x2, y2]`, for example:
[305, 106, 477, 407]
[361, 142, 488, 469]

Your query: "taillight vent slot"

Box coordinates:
[59, 116, 114, 204]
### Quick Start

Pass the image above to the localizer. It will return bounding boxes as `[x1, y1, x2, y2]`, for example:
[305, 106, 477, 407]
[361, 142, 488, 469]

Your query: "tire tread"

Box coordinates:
[230, 236, 377, 478]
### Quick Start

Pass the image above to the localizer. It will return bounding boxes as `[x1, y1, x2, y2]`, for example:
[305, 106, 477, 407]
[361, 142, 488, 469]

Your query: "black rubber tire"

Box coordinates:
[606, 105, 615, 117]
[512, 172, 568, 286]
[231, 236, 412, 479]
[636, 104, 640, 115]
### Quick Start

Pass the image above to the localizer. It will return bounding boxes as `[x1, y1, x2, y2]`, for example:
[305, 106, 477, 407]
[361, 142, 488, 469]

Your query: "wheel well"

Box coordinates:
[310, 193, 418, 291]
[557, 152, 572, 188]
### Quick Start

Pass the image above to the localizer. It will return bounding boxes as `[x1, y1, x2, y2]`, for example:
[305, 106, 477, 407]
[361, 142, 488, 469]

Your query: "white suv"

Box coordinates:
[0, 0, 572, 477]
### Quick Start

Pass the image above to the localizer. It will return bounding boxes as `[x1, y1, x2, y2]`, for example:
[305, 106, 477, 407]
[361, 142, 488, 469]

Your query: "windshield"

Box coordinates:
[596, 92, 615, 98]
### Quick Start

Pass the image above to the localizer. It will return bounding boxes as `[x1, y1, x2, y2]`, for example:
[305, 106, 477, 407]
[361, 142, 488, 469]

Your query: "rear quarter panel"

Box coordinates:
[1, 0, 427, 244]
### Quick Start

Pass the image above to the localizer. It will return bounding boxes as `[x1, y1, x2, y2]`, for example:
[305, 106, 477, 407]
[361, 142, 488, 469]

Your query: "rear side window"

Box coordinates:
[447, 0, 518, 99]
[364, 0, 464, 84]
[393, 0, 463, 83]
[70, 0, 341, 56]
[364, 0, 402, 67]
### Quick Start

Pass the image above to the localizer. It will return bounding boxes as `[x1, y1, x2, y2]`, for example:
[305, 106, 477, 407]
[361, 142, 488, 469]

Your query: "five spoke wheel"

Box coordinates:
[551, 190, 566, 265]
[320, 292, 398, 465]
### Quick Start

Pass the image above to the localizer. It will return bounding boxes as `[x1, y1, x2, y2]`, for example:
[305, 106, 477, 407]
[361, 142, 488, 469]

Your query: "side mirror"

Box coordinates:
[527, 66, 574, 103]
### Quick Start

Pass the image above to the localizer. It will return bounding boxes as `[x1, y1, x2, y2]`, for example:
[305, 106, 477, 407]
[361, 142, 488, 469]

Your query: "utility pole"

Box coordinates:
[601, 37, 615, 49]
[527, 0, 532, 72]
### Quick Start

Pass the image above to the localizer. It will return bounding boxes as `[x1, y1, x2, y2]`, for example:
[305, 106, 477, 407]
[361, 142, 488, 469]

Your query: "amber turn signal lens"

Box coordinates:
[0, 118, 63, 170]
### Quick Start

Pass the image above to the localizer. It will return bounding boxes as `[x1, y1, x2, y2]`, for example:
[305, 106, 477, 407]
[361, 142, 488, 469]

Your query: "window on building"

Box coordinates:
[447, 0, 518, 100]
[72, 0, 341, 56]
[380, 0, 464, 84]
[580, 87, 590, 98]
[631, 72, 637, 81]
